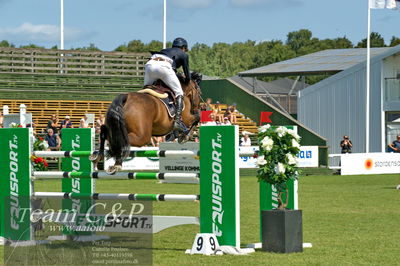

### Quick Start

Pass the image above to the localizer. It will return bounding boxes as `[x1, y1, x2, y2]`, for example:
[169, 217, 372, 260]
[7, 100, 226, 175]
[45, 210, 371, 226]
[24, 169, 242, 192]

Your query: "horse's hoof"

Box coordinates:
[178, 134, 189, 144]
[89, 151, 99, 161]
[106, 165, 122, 175]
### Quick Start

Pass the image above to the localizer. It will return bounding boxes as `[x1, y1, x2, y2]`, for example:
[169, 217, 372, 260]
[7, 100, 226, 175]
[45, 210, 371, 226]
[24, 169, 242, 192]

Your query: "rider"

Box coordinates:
[144, 37, 190, 133]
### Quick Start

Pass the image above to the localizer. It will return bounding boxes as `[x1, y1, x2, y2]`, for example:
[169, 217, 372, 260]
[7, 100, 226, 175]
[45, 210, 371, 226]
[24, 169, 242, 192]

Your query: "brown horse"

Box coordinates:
[91, 72, 202, 174]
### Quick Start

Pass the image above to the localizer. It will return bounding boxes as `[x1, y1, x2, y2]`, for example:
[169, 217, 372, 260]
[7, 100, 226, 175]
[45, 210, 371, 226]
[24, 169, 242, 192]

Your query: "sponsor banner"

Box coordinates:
[297, 146, 319, 168]
[200, 125, 240, 247]
[239, 146, 258, 168]
[0, 128, 32, 241]
[341, 152, 400, 175]
[239, 145, 319, 168]
[105, 147, 159, 171]
[159, 142, 200, 173]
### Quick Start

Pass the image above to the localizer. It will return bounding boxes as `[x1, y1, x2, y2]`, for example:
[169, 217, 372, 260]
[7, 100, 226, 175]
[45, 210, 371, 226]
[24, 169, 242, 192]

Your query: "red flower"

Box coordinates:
[18, 125, 23, 128]
[39, 137, 44, 141]
[35, 157, 44, 163]
[43, 161, 48, 167]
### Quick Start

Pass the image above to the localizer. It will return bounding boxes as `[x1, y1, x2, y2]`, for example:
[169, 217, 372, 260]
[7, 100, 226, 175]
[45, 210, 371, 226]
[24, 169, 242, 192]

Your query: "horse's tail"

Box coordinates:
[106, 94, 130, 159]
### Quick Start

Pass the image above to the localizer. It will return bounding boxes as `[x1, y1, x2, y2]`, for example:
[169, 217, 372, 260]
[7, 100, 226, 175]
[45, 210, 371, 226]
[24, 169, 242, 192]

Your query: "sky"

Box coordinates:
[0, 0, 399, 51]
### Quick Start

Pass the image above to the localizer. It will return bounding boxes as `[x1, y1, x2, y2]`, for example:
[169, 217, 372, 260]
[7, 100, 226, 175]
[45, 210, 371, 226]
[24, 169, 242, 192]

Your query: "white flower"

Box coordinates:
[256, 155, 267, 166]
[261, 136, 274, 151]
[292, 139, 300, 148]
[258, 124, 271, 133]
[287, 129, 301, 141]
[286, 153, 297, 165]
[276, 126, 287, 137]
[274, 163, 285, 174]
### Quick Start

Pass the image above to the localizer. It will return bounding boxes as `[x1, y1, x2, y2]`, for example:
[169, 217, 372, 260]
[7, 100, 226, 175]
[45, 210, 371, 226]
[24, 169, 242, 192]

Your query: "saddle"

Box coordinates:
[138, 80, 177, 117]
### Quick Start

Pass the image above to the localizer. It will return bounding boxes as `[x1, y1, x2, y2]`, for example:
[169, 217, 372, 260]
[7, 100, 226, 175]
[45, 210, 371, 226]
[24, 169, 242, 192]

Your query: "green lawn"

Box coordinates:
[2, 171, 399, 265]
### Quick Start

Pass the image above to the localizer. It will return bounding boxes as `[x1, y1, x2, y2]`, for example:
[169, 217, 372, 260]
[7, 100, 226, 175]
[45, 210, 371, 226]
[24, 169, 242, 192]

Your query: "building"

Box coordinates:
[239, 45, 400, 154]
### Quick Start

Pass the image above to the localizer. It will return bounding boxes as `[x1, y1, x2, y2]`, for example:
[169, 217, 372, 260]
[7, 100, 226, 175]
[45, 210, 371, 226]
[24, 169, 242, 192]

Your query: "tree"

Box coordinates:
[286, 29, 313, 53]
[356, 32, 385, 48]
[126, 40, 145, 52]
[0, 40, 14, 47]
[389, 36, 400, 47]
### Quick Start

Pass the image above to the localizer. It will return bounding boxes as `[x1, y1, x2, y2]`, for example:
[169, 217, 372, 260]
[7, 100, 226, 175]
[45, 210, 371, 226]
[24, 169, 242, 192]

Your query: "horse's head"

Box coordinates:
[182, 72, 202, 114]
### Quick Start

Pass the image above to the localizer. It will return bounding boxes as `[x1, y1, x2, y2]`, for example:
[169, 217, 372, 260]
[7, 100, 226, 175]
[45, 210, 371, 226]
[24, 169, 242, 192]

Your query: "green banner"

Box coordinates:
[0, 128, 32, 241]
[200, 125, 240, 247]
[61, 128, 94, 236]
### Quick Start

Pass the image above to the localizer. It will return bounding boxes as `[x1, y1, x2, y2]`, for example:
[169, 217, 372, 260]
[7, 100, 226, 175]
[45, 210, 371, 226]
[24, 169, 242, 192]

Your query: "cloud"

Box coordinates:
[229, 0, 303, 9]
[170, 0, 216, 9]
[0, 23, 93, 44]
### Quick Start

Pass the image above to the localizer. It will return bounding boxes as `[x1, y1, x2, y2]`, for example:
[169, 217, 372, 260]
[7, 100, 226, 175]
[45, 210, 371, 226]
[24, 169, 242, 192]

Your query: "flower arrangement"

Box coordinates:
[31, 155, 49, 171]
[9, 123, 22, 128]
[256, 124, 301, 209]
[33, 136, 48, 151]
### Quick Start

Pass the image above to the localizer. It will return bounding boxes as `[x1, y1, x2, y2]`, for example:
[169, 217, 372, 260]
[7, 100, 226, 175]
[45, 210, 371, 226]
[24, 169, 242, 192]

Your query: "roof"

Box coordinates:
[238, 47, 392, 77]
[228, 76, 308, 94]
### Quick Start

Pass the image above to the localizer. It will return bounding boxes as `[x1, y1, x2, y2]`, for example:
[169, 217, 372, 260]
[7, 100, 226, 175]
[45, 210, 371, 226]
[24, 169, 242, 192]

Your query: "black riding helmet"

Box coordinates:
[172, 37, 188, 50]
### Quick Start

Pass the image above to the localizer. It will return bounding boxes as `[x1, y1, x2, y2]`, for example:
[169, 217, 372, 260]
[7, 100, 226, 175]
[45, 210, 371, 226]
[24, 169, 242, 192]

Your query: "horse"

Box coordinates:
[91, 72, 202, 174]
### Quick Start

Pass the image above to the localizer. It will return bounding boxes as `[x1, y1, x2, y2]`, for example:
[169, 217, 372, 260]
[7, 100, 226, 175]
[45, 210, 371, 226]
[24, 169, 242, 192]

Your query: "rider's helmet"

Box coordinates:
[172, 37, 188, 50]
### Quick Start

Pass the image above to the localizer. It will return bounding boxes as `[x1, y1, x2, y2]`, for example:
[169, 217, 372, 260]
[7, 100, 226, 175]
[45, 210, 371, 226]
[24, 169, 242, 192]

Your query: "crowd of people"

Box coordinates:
[39, 113, 105, 151]
[200, 98, 240, 125]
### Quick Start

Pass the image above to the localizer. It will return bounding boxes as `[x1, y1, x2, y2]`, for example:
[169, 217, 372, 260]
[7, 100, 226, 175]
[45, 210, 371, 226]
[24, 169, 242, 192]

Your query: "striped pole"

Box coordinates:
[34, 150, 256, 158]
[33, 150, 200, 158]
[33, 192, 200, 201]
[32, 171, 199, 181]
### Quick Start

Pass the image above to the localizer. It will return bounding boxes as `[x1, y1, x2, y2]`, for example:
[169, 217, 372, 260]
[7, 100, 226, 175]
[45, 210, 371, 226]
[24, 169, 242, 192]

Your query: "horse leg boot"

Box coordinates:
[173, 95, 187, 133]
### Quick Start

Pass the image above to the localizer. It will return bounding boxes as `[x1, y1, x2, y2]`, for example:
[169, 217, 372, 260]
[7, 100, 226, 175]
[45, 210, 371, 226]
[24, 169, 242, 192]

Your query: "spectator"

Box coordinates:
[151, 136, 164, 147]
[45, 128, 61, 151]
[80, 114, 89, 128]
[212, 101, 224, 123]
[224, 105, 237, 124]
[222, 117, 231, 125]
[47, 114, 60, 134]
[340, 135, 352, 153]
[95, 114, 105, 133]
[240, 131, 252, 146]
[388, 135, 400, 153]
[61, 115, 73, 129]
[203, 113, 219, 126]
[0, 111, 3, 128]
[205, 98, 213, 111]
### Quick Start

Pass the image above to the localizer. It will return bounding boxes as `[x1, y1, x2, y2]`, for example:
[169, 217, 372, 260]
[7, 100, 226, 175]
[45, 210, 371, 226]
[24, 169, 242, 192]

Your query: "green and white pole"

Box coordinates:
[61, 128, 95, 237]
[200, 125, 240, 248]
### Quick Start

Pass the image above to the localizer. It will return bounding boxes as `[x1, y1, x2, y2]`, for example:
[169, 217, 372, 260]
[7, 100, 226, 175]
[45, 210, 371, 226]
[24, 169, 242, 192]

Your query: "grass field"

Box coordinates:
[1, 170, 399, 265]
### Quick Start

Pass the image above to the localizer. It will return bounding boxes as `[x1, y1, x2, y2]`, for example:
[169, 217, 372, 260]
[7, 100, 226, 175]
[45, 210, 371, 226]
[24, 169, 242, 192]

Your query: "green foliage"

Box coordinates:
[1, 28, 398, 83]
[0, 40, 14, 47]
[356, 32, 385, 48]
[390, 36, 400, 47]
[256, 125, 301, 194]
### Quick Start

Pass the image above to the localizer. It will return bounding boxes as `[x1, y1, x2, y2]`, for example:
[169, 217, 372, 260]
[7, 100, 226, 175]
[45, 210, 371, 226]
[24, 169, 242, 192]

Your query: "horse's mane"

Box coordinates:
[177, 72, 203, 86]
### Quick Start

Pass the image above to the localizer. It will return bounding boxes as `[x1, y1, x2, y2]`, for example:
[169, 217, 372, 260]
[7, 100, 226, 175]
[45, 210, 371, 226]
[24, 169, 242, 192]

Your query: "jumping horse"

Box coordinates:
[91, 72, 202, 174]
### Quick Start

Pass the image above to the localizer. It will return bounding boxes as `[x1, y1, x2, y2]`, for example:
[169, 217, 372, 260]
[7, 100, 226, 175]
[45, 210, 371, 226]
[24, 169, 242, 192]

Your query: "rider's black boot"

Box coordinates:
[173, 95, 187, 132]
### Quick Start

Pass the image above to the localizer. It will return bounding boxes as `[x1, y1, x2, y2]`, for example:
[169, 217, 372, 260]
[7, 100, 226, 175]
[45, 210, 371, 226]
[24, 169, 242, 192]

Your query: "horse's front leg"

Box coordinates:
[179, 112, 200, 143]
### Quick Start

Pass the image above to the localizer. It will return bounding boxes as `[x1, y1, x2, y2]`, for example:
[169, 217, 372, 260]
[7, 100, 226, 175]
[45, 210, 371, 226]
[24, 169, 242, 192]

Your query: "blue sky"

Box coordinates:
[0, 0, 399, 51]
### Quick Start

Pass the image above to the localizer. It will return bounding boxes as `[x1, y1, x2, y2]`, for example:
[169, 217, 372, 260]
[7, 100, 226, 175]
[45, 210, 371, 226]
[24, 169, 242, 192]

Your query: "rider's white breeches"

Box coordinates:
[144, 57, 183, 97]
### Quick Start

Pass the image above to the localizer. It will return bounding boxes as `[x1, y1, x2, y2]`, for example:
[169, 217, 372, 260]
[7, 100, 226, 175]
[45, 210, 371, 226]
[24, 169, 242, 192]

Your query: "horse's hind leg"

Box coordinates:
[90, 124, 107, 170]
